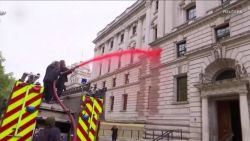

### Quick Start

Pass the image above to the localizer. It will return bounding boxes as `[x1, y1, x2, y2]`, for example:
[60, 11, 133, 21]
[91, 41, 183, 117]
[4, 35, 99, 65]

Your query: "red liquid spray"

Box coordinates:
[75, 48, 162, 68]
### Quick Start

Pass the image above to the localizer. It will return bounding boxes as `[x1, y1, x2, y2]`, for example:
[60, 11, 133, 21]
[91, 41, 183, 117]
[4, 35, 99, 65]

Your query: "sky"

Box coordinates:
[0, 0, 135, 82]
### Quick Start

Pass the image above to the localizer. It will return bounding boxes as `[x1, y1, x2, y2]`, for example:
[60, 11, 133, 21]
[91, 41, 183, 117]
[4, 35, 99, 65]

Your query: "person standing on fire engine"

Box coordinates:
[56, 60, 74, 97]
[43, 61, 60, 103]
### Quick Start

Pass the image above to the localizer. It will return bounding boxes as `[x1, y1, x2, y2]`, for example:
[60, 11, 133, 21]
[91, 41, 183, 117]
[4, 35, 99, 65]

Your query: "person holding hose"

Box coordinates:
[56, 60, 74, 97]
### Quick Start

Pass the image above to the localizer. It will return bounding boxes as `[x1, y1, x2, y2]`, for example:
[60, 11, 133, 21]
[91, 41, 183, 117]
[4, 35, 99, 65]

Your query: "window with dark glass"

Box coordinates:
[110, 40, 114, 50]
[154, 27, 158, 40]
[132, 25, 137, 35]
[125, 73, 129, 84]
[122, 94, 128, 111]
[215, 69, 236, 81]
[102, 81, 106, 89]
[177, 41, 186, 57]
[156, 0, 159, 11]
[110, 96, 114, 111]
[215, 24, 230, 41]
[186, 6, 196, 21]
[101, 46, 105, 54]
[177, 76, 187, 102]
[108, 59, 111, 72]
[112, 78, 116, 87]
[120, 33, 124, 43]
[94, 84, 97, 91]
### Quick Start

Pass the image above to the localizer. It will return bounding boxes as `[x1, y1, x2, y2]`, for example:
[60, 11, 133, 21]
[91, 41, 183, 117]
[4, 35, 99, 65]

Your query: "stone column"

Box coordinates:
[124, 27, 129, 65]
[136, 17, 143, 48]
[164, 1, 174, 34]
[202, 97, 209, 141]
[144, 1, 152, 47]
[239, 93, 250, 141]
[124, 27, 129, 48]
[157, 0, 165, 38]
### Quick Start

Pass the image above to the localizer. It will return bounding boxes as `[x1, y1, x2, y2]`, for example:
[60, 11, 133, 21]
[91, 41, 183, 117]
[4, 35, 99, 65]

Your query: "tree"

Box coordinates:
[0, 51, 15, 100]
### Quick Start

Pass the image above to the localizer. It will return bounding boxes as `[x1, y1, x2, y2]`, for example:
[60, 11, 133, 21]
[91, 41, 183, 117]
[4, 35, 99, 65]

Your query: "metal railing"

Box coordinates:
[98, 129, 144, 139]
[144, 129, 183, 141]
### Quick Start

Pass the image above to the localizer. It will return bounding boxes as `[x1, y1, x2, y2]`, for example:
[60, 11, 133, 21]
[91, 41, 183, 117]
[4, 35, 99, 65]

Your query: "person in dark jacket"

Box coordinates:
[111, 125, 118, 141]
[33, 116, 61, 141]
[56, 60, 74, 97]
[43, 61, 61, 103]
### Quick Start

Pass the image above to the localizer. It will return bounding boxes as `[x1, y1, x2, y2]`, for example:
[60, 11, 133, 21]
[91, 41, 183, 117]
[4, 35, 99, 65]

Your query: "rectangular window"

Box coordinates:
[102, 81, 106, 89]
[177, 76, 187, 102]
[177, 41, 186, 57]
[215, 24, 230, 41]
[125, 73, 129, 84]
[154, 27, 158, 40]
[110, 40, 114, 50]
[101, 46, 105, 54]
[112, 78, 116, 87]
[94, 84, 97, 91]
[156, 0, 159, 11]
[186, 6, 196, 21]
[122, 94, 128, 111]
[110, 96, 114, 111]
[120, 33, 124, 43]
[132, 25, 137, 35]
[108, 59, 111, 72]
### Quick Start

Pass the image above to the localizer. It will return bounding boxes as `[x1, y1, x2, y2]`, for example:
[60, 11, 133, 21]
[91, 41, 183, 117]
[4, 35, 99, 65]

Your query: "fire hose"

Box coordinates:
[52, 80, 77, 141]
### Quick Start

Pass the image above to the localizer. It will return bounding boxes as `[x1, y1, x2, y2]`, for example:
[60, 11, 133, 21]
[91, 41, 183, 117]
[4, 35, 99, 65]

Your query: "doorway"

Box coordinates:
[217, 100, 242, 141]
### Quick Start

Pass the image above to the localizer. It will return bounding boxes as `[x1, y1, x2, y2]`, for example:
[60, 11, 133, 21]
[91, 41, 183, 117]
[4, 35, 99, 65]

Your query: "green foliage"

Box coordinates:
[0, 51, 15, 100]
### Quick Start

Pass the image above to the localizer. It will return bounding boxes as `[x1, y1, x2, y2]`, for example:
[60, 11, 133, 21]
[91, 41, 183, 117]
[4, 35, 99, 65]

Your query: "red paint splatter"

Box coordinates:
[76, 48, 162, 68]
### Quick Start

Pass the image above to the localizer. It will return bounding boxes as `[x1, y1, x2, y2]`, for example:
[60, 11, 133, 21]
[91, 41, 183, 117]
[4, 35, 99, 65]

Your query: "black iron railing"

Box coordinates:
[144, 129, 183, 141]
[98, 129, 144, 139]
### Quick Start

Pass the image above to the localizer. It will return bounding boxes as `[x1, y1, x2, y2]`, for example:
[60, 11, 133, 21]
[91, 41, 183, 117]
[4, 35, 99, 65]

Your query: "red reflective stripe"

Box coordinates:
[89, 128, 96, 137]
[78, 124, 90, 141]
[0, 130, 15, 141]
[94, 107, 99, 114]
[4, 105, 22, 118]
[18, 130, 33, 141]
[91, 116, 97, 125]
[8, 92, 26, 105]
[17, 118, 36, 134]
[25, 94, 42, 107]
[0, 118, 18, 132]
[83, 117, 89, 127]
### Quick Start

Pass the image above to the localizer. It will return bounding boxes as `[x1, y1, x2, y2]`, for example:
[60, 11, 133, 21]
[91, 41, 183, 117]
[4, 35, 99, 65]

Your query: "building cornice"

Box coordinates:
[149, 0, 248, 46]
[93, 0, 145, 44]
[151, 30, 250, 70]
[89, 61, 141, 83]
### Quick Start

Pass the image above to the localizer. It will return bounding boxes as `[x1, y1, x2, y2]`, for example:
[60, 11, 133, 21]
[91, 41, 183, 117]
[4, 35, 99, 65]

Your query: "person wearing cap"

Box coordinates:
[33, 116, 61, 141]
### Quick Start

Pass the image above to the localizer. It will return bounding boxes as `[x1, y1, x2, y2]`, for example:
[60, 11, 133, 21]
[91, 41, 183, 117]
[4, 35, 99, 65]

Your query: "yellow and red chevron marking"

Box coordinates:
[77, 96, 94, 141]
[76, 96, 103, 141]
[0, 81, 44, 141]
[88, 98, 103, 141]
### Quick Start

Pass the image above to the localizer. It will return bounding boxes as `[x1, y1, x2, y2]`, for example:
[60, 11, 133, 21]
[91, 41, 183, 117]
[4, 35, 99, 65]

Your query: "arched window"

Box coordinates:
[215, 69, 236, 81]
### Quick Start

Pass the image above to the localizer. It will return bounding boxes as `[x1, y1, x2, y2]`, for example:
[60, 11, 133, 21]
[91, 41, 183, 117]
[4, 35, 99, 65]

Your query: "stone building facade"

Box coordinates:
[91, 0, 250, 141]
[65, 62, 91, 89]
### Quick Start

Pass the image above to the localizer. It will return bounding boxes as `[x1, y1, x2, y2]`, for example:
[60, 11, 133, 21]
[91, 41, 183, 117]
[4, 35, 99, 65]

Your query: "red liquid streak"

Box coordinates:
[76, 48, 162, 68]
